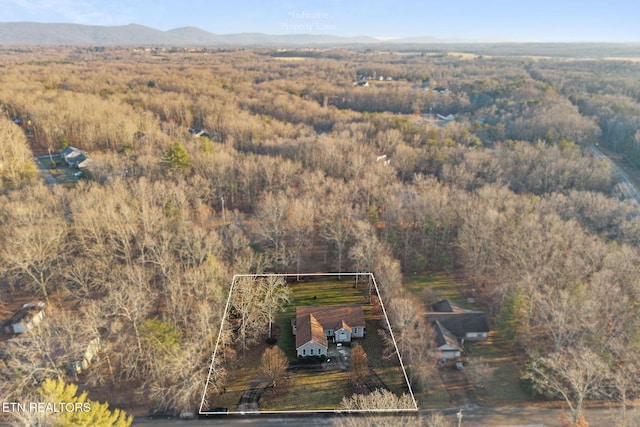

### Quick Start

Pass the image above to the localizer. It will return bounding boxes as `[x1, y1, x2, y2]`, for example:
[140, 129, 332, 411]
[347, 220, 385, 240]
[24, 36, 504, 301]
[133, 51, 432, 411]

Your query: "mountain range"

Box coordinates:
[0, 22, 488, 46]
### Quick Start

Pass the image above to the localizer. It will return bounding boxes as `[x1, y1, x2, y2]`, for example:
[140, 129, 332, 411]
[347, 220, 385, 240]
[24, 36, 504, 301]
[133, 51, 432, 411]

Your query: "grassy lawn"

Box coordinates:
[404, 272, 470, 309]
[206, 351, 263, 410]
[404, 271, 533, 408]
[276, 277, 369, 360]
[283, 277, 369, 314]
[265, 276, 411, 411]
[37, 155, 83, 184]
[359, 319, 408, 396]
[418, 384, 452, 409]
[465, 332, 533, 405]
[261, 370, 351, 411]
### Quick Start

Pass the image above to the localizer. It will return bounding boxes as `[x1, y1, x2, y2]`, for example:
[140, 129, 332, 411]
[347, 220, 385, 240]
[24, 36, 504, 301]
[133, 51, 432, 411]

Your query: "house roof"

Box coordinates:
[294, 305, 365, 350]
[295, 305, 365, 331]
[426, 312, 489, 338]
[61, 146, 84, 159]
[295, 313, 327, 349]
[433, 320, 461, 350]
[431, 299, 467, 313]
[2, 303, 45, 328]
[60, 146, 78, 157]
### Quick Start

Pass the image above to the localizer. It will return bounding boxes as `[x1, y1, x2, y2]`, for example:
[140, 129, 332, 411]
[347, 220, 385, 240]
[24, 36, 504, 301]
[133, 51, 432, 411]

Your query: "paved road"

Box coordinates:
[129, 405, 627, 426]
[589, 144, 640, 204]
[447, 405, 621, 426]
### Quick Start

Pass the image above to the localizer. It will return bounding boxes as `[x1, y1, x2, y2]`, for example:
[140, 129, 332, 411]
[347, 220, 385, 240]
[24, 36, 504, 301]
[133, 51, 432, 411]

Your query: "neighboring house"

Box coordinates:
[292, 305, 365, 357]
[427, 299, 490, 362]
[60, 146, 92, 169]
[434, 87, 449, 94]
[2, 302, 45, 334]
[355, 81, 369, 87]
[67, 337, 101, 377]
[188, 128, 211, 139]
[431, 299, 466, 313]
[426, 299, 490, 342]
[427, 311, 489, 341]
[437, 114, 455, 121]
[433, 320, 462, 360]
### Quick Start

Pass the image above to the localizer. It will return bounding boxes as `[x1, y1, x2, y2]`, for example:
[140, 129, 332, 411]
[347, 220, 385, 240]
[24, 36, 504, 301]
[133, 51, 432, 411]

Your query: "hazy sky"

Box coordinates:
[1, 0, 638, 42]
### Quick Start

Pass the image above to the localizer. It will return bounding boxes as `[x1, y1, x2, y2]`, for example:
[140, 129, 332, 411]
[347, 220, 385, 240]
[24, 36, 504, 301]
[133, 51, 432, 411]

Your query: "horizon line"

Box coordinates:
[0, 21, 638, 44]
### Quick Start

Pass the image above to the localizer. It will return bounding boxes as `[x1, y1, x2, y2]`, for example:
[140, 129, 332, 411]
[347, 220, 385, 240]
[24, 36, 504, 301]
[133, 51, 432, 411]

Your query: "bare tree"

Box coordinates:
[0, 193, 67, 300]
[260, 276, 290, 339]
[253, 192, 289, 272]
[349, 345, 369, 386]
[261, 346, 288, 388]
[286, 197, 314, 278]
[338, 388, 415, 411]
[230, 276, 268, 356]
[320, 192, 357, 278]
[523, 347, 609, 426]
[385, 296, 436, 388]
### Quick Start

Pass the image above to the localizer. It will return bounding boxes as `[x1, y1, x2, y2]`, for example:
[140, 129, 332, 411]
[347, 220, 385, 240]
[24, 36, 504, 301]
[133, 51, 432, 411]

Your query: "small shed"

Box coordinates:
[67, 337, 101, 376]
[3, 302, 45, 334]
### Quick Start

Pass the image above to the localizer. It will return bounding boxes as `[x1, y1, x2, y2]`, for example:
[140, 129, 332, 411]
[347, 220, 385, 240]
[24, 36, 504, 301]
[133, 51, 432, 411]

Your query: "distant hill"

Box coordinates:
[1, 22, 640, 57]
[0, 22, 190, 45]
[0, 22, 380, 46]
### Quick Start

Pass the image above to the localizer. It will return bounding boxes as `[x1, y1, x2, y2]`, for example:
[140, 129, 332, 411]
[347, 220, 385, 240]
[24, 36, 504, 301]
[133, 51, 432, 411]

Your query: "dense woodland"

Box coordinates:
[1, 46, 640, 426]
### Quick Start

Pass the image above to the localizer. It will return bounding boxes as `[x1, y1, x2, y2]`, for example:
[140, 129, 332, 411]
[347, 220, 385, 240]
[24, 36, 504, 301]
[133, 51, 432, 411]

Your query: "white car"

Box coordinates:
[179, 409, 196, 420]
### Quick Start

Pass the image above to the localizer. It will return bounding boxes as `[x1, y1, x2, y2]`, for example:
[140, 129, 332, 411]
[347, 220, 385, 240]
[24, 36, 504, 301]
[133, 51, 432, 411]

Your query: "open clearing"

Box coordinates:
[404, 272, 533, 408]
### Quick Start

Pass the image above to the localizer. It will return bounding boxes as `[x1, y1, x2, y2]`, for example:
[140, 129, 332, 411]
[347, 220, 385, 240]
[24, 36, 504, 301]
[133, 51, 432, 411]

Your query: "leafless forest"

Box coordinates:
[1, 45, 640, 425]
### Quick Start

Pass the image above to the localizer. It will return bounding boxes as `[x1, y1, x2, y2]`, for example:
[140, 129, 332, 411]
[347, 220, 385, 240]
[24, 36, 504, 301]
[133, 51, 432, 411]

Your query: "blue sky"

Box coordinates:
[1, 0, 638, 42]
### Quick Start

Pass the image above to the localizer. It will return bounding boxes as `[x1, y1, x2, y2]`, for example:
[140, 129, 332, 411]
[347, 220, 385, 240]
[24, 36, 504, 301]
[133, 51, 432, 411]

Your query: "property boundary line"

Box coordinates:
[199, 272, 418, 415]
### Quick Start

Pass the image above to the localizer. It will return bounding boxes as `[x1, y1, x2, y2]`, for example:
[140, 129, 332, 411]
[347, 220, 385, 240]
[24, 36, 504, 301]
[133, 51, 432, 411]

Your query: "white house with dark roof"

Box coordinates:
[427, 299, 490, 342]
[60, 146, 93, 169]
[2, 302, 45, 334]
[427, 299, 490, 362]
[433, 320, 462, 360]
[292, 305, 365, 357]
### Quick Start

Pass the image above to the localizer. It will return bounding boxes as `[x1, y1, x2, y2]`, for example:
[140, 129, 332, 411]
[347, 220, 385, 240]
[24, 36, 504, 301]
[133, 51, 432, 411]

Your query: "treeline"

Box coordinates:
[528, 59, 640, 166]
[1, 47, 639, 420]
[0, 115, 37, 189]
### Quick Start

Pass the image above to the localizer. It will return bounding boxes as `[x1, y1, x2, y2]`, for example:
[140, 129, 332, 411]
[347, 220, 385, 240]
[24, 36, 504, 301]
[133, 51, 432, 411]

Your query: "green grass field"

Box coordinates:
[224, 275, 411, 412]
[261, 370, 351, 411]
[37, 155, 83, 185]
[465, 332, 532, 405]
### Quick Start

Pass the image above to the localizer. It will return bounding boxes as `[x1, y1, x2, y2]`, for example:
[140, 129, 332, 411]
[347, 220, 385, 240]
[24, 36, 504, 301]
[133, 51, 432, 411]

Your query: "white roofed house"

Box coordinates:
[437, 113, 455, 121]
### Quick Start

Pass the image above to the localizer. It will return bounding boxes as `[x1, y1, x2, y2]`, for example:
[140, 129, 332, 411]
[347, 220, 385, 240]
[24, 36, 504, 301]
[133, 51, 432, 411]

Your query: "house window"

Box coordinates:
[303, 349, 306, 355]
[353, 328, 358, 334]
[310, 349, 314, 355]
